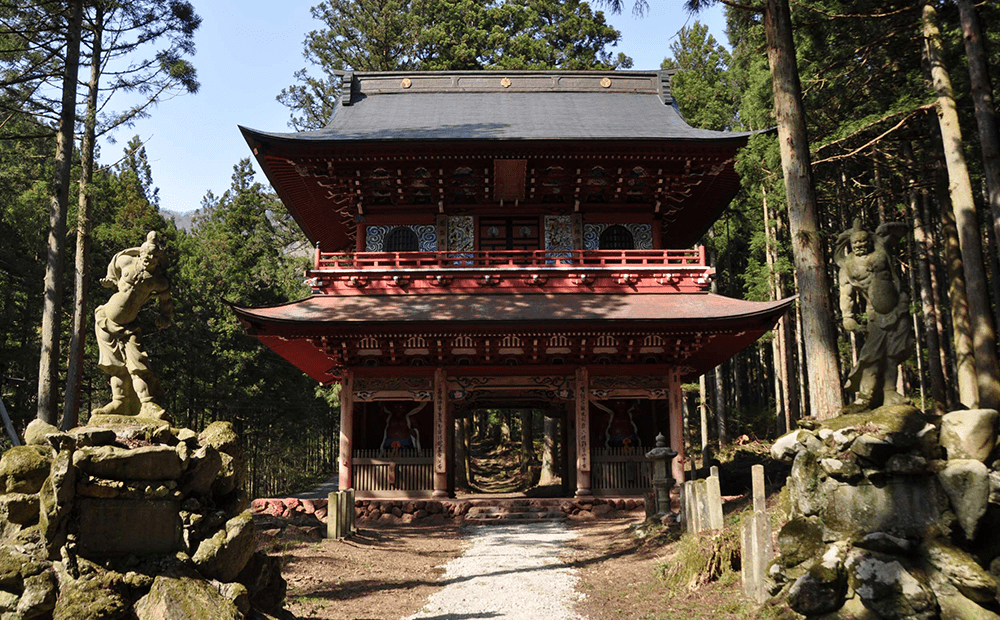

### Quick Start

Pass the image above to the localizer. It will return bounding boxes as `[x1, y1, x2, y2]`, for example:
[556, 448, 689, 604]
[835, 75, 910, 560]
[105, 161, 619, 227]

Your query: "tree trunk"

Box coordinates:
[37, 0, 84, 425]
[937, 160, 979, 407]
[454, 416, 468, 489]
[958, 0, 1000, 268]
[908, 149, 947, 412]
[539, 414, 557, 486]
[923, 2, 1000, 409]
[63, 5, 103, 430]
[764, 0, 842, 419]
[519, 409, 532, 474]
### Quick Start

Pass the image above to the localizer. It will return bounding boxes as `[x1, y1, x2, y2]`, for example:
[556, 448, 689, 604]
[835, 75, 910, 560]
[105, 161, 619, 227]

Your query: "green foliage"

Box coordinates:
[661, 21, 737, 131]
[278, 0, 632, 129]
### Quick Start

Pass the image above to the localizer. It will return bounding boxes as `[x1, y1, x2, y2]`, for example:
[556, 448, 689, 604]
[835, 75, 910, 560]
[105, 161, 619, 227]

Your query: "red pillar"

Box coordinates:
[575, 366, 592, 497]
[338, 370, 354, 491]
[667, 368, 685, 484]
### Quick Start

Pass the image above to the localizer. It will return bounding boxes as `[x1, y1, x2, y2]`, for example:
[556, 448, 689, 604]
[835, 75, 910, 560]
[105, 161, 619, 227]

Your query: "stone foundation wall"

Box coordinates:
[252, 496, 645, 524]
[769, 405, 1000, 619]
[0, 417, 286, 620]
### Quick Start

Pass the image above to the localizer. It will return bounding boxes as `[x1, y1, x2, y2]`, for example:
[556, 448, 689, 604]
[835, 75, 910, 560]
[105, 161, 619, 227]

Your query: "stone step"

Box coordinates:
[464, 509, 567, 523]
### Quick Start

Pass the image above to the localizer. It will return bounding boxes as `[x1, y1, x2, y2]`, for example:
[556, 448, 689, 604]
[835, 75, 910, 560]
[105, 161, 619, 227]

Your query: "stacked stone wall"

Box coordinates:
[0, 417, 287, 620]
[770, 405, 1000, 619]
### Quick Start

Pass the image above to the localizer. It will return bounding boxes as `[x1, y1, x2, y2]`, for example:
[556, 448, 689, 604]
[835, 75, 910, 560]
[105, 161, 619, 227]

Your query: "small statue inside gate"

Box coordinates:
[835, 219, 913, 409]
[596, 399, 641, 450]
[380, 401, 425, 453]
[93, 231, 173, 418]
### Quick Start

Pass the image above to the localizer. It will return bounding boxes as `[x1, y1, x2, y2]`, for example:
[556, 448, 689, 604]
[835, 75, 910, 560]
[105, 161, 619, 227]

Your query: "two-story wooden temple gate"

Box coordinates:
[231, 69, 794, 500]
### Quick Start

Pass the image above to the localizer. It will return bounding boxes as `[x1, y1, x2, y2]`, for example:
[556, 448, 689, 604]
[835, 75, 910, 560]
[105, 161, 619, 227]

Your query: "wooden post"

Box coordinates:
[338, 371, 354, 493]
[433, 368, 450, 498]
[667, 368, 685, 485]
[575, 366, 592, 497]
[562, 403, 575, 494]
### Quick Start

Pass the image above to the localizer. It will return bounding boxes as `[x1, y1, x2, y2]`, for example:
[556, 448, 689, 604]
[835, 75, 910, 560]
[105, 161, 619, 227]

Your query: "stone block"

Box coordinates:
[181, 446, 222, 496]
[73, 445, 183, 481]
[67, 427, 117, 447]
[87, 414, 171, 441]
[0, 493, 38, 525]
[135, 570, 242, 620]
[192, 511, 256, 583]
[846, 549, 937, 620]
[52, 567, 129, 620]
[77, 498, 181, 557]
[199, 421, 240, 457]
[938, 460, 989, 540]
[822, 477, 944, 537]
[0, 445, 52, 494]
[851, 434, 895, 465]
[941, 409, 998, 462]
[920, 539, 998, 603]
[23, 419, 58, 446]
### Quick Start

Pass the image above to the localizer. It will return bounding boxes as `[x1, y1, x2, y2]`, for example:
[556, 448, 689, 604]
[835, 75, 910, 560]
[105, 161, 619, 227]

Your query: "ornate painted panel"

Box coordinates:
[544, 215, 574, 251]
[366, 225, 437, 252]
[447, 216, 474, 252]
[583, 223, 653, 251]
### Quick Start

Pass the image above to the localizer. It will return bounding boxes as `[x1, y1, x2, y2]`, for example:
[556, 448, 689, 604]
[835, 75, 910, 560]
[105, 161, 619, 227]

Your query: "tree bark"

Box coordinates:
[519, 409, 533, 474]
[957, 0, 1000, 268]
[923, 2, 1000, 409]
[907, 145, 947, 412]
[64, 4, 103, 430]
[454, 416, 469, 489]
[37, 0, 84, 425]
[539, 414, 557, 486]
[764, 0, 842, 419]
[936, 157, 978, 407]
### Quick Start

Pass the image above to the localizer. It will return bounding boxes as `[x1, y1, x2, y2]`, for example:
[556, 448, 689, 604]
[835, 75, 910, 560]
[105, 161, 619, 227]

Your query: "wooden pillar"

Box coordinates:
[338, 370, 354, 492]
[667, 368, 685, 484]
[433, 368, 451, 498]
[575, 366, 592, 497]
[562, 403, 575, 495]
[356, 224, 366, 253]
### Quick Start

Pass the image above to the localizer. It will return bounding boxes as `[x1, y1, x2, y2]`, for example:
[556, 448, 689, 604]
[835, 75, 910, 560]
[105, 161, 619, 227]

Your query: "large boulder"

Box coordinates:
[787, 544, 848, 616]
[940, 410, 998, 462]
[52, 571, 130, 620]
[920, 539, 998, 603]
[846, 550, 938, 620]
[193, 511, 256, 583]
[237, 551, 287, 614]
[134, 570, 242, 620]
[73, 445, 184, 481]
[938, 459, 990, 540]
[0, 445, 52, 494]
[23, 419, 58, 446]
[181, 446, 222, 496]
[777, 516, 826, 567]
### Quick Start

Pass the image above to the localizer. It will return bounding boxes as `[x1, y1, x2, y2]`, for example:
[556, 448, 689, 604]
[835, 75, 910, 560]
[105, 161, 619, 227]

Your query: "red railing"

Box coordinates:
[313, 248, 706, 271]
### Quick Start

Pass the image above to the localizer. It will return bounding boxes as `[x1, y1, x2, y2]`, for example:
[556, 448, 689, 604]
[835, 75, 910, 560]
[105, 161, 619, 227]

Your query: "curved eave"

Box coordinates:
[231, 293, 795, 383]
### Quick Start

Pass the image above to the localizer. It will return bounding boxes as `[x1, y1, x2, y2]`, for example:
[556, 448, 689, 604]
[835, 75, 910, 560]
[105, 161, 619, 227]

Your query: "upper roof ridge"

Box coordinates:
[341, 69, 676, 106]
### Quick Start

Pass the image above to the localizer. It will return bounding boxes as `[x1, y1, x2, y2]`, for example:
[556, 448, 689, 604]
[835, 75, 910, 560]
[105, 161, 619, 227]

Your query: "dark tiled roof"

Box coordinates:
[233, 293, 793, 328]
[245, 70, 750, 143]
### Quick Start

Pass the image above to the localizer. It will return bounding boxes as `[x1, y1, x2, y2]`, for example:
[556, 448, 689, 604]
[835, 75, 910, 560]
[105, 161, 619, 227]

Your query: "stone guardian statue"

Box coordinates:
[835, 219, 913, 409]
[93, 231, 173, 418]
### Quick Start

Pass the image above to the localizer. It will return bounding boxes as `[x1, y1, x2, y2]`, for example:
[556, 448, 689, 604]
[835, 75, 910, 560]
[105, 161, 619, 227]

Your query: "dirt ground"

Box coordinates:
[275, 512, 756, 620]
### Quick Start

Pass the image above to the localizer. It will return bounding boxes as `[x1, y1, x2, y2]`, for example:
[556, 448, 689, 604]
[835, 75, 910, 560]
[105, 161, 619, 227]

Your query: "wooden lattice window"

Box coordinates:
[599, 225, 635, 250]
[383, 227, 419, 252]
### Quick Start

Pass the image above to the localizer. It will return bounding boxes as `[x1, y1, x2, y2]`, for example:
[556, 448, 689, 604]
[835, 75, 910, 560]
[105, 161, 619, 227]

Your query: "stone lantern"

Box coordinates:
[645, 432, 677, 516]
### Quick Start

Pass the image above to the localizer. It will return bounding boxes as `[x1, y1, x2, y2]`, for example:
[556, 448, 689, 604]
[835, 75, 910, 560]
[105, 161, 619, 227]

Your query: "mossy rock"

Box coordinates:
[52, 572, 130, 620]
[0, 547, 48, 589]
[823, 405, 931, 438]
[199, 422, 240, 458]
[777, 516, 826, 567]
[0, 446, 52, 494]
[134, 568, 241, 620]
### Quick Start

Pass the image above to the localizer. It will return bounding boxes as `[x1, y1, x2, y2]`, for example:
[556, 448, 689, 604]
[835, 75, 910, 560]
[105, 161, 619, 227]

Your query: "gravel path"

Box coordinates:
[402, 522, 583, 620]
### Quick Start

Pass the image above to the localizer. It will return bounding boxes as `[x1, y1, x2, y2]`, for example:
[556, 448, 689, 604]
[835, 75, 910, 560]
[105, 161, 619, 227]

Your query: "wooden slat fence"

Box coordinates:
[354, 449, 433, 496]
[592, 447, 652, 495]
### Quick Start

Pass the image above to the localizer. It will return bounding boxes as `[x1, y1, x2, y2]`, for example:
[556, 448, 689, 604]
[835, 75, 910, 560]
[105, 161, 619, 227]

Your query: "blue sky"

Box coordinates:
[101, 0, 728, 214]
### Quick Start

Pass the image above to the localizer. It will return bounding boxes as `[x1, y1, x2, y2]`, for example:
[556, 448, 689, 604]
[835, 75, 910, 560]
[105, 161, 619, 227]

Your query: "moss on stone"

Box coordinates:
[52, 573, 130, 620]
[0, 446, 52, 494]
[822, 405, 929, 437]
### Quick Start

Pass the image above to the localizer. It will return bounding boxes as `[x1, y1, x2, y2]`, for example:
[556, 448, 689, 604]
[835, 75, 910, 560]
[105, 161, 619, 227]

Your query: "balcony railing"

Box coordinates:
[313, 248, 706, 271]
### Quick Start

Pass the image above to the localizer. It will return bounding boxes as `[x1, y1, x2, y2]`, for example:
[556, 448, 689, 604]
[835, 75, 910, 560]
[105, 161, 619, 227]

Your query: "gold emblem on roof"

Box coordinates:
[500, 77, 511, 88]
[600, 77, 612, 88]
[401, 77, 412, 88]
